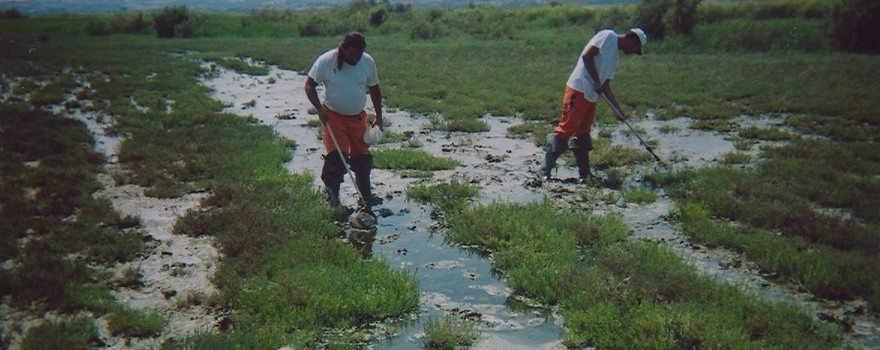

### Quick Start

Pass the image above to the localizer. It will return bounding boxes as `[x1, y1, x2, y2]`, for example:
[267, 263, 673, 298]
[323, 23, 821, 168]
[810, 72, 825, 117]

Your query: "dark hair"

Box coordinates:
[336, 32, 367, 71]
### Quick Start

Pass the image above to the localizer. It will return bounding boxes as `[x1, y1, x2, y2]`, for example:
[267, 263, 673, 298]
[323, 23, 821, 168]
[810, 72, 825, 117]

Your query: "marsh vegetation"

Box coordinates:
[1, 0, 878, 348]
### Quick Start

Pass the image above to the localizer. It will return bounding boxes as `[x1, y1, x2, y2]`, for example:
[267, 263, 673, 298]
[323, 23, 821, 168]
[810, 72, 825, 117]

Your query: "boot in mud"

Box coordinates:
[574, 150, 592, 184]
[351, 154, 382, 207]
[541, 151, 561, 181]
[541, 133, 569, 181]
[321, 151, 346, 207]
[572, 134, 594, 185]
[325, 185, 341, 207]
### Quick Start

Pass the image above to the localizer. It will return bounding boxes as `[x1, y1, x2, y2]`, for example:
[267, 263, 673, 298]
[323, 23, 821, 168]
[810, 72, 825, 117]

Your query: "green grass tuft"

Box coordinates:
[739, 126, 798, 141]
[407, 180, 479, 215]
[622, 186, 658, 203]
[373, 148, 459, 171]
[423, 316, 479, 349]
[20, 316, 99, 350]
[108, 309, 167, 338]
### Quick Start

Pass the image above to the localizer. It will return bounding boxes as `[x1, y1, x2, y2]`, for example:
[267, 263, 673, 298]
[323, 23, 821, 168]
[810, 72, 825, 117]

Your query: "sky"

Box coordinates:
[0, 0, 638, 15]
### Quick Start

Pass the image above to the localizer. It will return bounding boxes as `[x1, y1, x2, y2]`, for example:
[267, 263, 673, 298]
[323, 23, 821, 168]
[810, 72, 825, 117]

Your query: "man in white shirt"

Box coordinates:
[305, 32, 384, 207]
[540, 28, 647, 182]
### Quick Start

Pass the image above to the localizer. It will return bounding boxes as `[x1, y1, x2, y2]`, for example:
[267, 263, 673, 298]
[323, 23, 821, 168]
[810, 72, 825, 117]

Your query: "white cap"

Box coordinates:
[363, 125, 383, 145]
[630, 28, 647, 54]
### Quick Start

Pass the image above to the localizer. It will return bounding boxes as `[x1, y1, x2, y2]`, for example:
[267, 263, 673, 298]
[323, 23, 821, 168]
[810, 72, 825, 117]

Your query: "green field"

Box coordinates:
[2, 0, 878, 348]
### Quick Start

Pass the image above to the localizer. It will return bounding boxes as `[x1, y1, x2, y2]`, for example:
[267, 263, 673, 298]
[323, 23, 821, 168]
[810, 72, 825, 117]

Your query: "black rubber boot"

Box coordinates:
[542, 151, 561, 180]
[574, 150, 591, 180]
[350, 154, 380, 207]
[571, 134, 594, 181]
[541, 134, 568, 180]
[321, 151, 347, 207]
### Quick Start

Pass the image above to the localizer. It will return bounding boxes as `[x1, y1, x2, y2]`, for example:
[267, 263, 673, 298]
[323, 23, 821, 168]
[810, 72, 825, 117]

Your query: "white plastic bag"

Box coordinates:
[363, 125, 383, 145]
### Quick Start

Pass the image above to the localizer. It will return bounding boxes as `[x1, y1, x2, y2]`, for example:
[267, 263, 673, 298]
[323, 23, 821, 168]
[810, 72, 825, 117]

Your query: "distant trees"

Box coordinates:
[831, 0, 880, 53]
[1, 7, 24, 19]
[154, 6, 203, 38]
[634, 0, 701, 40]
[87, 12, 148, 36]
[65, 0, 878, 54]
[84, 6, 201, 38]
[296, 0, 411, 37]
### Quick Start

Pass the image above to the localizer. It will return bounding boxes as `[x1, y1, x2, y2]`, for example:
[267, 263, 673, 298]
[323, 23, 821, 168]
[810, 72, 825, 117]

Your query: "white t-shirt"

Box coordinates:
[307, 49, 380, 116]
[566, 29, 619, 102]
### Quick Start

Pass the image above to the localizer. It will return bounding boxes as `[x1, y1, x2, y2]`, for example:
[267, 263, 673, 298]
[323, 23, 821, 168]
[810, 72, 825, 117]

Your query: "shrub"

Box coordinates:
[830, 0, 880, 53]
[1, 7, 24, 19]
[410, 21, 442, 40]
[296, 12, 353, 37]
[635, 0, 702, 39]
[635, 0, 671, 39]
[665, 0, 701, 36]
[20, 316, 99, 350]
[297, 17, 323, 37]
[154, 6, 196, 38]
[111, 12, 148, 33]
[107, 309, 167, 337]
[86, 20, 110, 36]
[369, 7, 386, 26]
[596, 6, 634, 30]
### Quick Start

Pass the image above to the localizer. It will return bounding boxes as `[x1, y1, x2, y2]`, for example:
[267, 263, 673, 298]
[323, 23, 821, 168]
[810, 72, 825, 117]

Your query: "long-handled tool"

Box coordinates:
[600, 93, 669, 169]
[324, 120, 377, 229]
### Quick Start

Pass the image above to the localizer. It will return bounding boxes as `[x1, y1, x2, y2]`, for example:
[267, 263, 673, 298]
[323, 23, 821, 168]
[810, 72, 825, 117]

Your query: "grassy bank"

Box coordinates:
[654, 139, 880, 310]
[409, 182, 839, 348]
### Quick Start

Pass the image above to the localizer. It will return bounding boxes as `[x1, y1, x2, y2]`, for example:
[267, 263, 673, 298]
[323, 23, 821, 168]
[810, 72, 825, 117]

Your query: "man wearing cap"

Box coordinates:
[540, 27, 647, 182]
[305, 31, 384, 207]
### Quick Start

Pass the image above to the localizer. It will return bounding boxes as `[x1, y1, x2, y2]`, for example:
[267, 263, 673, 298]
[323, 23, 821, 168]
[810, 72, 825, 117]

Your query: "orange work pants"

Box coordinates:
[321, 107, 370, 156]
[553, 86, 597, 139]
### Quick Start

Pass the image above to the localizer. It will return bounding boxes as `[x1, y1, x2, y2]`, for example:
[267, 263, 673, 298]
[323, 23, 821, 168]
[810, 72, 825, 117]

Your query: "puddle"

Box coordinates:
[365, 198, 565, 349]
[202, 62, 879, 349]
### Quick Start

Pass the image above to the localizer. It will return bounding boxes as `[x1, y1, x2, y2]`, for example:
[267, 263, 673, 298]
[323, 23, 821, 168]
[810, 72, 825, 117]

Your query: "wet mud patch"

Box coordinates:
[1, 72, 222, 349]
[93, 169, 221, 348]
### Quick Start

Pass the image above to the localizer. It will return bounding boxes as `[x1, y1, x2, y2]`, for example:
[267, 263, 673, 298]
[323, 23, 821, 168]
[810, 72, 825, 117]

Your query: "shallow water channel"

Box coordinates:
[203, 63, 879, 349]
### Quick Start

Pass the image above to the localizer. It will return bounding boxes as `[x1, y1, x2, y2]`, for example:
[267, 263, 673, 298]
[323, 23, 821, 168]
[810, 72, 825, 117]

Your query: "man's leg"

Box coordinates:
[541, 133, 568, 180]
[350, 154, 380, 207]
[321, 151, 347, 206]
[570, 134, 593, 180]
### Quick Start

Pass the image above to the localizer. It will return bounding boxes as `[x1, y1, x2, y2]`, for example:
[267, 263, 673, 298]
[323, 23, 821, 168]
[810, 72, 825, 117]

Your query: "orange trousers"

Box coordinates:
[553, 86, 597, 139]
[321, 107, 370, 156]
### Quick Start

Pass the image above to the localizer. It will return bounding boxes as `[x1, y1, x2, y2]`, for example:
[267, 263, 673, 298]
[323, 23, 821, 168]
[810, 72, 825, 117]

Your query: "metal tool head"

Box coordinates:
[349, 207, 377, 230]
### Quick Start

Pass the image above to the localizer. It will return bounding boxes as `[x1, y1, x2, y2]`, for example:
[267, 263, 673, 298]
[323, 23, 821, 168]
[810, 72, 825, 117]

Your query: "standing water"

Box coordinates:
[203, 63, 565, 348]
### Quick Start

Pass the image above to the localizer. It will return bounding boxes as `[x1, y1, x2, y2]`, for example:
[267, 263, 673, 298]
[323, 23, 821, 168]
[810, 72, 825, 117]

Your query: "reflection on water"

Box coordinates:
[348, 228, 376, 259]
[365, 196, 565, 349]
